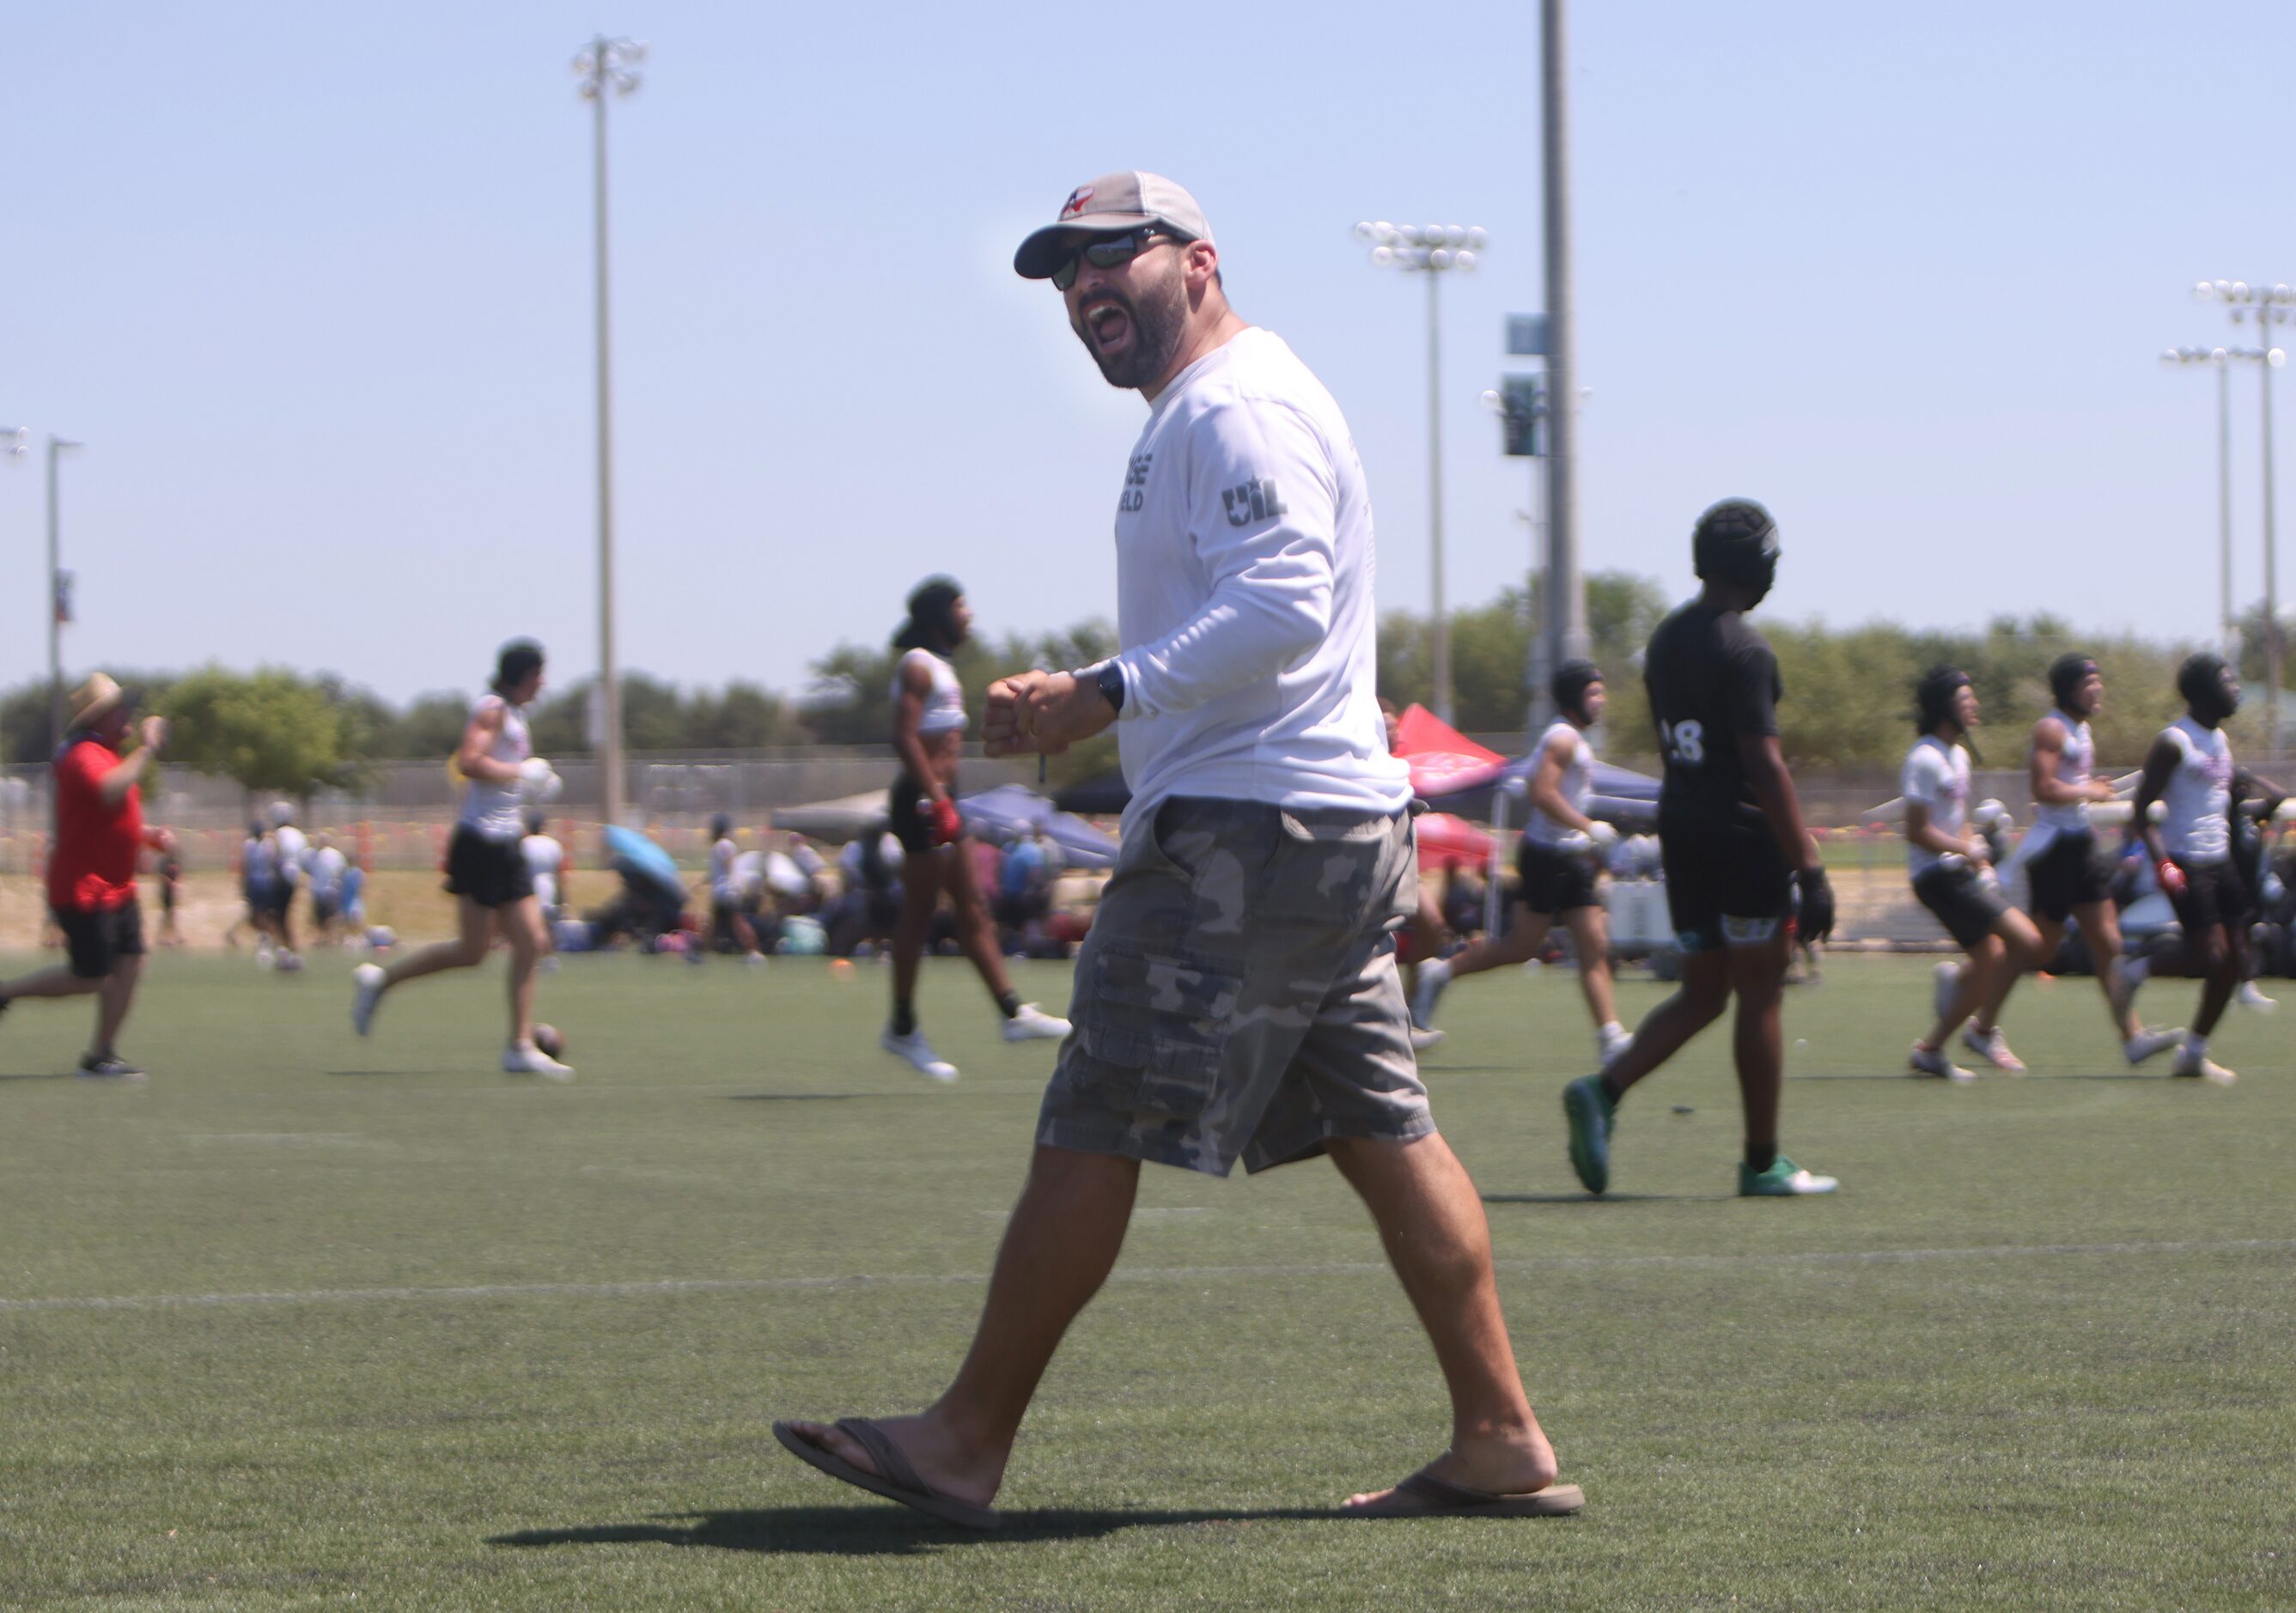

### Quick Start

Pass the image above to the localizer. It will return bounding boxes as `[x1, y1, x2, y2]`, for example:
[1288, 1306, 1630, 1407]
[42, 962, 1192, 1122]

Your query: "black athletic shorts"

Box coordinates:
[310, 892, 338, 926]
[888, 773, 955, 856]
[443, 826, 533, 909]
[53, 899, 144, 980]
[1516, 839, 1599, 916]
[262, 883, 295, 919]
[2025, 829, 2109, 921]
[1914, 861, 2011, 948]
[1660, 813, 1791, 953]
[2167, 858, 2250, 940]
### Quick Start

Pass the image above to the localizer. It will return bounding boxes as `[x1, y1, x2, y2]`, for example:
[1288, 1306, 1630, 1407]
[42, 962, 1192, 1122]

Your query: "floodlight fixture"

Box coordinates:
[1355, 217, 1489, 723]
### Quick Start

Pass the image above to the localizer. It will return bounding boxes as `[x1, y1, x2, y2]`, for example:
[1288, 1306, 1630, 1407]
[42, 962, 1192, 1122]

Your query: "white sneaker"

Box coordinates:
[1001, 1004, 1070, 1042]
[255, 941, 276, 971]
[1961, 1025, 2025, 1073]
[1409, 1026, 1446, 1053]
[2122, 1026, 2183, 1066]
[883, 1026, 958, 1082]
[745, 951, 770, 969]
[276, 950, 305, 974]
[1597, 1022, 1634, 1068]
[1931, 960, 1960, 1023]
[502, 1041, 575, 1080]
[2238, 981, 2277, 1012]
[2171, 1046, 2235, 1085]
[1410, 958, 1453, 1030]
[1909, 1043, 1973, 1082]
[351, 964, 385, 1037]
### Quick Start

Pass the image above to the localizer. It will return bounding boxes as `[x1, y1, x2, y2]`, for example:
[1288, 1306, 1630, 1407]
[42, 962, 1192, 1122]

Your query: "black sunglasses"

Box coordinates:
[1051, 227, 1186, 291]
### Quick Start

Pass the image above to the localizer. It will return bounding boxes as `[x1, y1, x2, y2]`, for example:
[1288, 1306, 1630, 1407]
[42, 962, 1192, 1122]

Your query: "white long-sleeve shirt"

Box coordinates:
[1104, 328, 1409, 831]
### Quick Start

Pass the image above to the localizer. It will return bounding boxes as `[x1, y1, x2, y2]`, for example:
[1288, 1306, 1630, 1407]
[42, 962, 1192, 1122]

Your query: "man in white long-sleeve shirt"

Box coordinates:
[776, 172, 1579, 1529]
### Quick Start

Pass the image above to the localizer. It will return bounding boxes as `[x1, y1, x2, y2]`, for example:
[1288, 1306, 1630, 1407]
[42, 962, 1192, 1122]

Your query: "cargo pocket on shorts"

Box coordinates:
[1073, 941, 1242, 1122]
[1259, 810, 1395, 926]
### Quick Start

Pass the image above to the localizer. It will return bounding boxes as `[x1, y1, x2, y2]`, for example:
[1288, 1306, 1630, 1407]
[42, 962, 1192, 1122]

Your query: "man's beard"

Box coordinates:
[1075, 273, 1187, 390]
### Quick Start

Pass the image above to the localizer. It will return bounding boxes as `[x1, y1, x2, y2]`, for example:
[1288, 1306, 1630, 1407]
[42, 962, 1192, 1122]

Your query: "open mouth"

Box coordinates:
[1081, 297, 1132, 354]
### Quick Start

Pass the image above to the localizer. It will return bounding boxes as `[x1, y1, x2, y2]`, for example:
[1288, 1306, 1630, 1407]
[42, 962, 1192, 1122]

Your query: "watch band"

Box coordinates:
[1095, 661, 1126, 714]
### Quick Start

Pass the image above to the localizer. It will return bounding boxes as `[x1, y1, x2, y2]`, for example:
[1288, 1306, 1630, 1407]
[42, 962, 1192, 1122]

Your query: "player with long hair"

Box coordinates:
[1899, 668, 2047, 1078]
[880, 578, 1069, 1081]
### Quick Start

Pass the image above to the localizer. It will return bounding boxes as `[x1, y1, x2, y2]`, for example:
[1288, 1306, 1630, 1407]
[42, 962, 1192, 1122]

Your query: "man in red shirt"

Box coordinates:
[0, 674, 170, 1079]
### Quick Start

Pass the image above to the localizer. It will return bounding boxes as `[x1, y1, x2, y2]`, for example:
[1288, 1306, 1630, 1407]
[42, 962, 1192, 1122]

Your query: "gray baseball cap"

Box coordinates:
[1013, 171, 1216, 279]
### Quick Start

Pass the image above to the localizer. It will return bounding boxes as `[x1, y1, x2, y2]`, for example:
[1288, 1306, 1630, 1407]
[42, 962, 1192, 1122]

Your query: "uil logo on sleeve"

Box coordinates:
[1221, 477, 1287, 527]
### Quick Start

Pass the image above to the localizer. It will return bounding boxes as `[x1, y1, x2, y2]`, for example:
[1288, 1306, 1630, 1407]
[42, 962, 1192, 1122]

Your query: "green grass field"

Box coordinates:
[1, 949, 2290, 1610]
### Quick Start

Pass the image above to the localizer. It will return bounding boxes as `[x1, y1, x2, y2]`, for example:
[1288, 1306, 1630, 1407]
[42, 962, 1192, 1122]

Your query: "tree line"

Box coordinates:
[0, 575, 2268, 794]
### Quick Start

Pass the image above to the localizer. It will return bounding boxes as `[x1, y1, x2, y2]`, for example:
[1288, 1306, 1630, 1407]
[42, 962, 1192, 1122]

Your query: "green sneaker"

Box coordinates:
[1562, 1075, 1615, 1196]
[1738, 1155, 1838, 1196]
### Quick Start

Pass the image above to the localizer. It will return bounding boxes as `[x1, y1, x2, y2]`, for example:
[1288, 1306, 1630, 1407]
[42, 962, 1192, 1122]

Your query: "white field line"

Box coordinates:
[2, 1238, 2291, 1316]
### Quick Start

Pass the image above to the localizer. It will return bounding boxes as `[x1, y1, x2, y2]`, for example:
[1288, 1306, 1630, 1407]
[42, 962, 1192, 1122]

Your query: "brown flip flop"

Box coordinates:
[773, 1417, 1002, 1531]
[1344, 1466, 1586, 1519]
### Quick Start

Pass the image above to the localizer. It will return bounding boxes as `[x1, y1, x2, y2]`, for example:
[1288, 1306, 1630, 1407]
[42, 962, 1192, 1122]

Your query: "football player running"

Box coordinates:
[2017, 654, 2181, 1066]
[1410, 660, 1631, 1068]
[1900, 668, 2046, 1079]
[880, 579, 1069, 1083]
[2129, 654, 2284, 1084]
[350, 640, 570, 1077]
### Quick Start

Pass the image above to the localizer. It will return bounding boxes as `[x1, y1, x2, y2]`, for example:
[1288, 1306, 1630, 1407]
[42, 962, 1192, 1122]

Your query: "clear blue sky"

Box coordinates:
[8, 2, 2293, 704]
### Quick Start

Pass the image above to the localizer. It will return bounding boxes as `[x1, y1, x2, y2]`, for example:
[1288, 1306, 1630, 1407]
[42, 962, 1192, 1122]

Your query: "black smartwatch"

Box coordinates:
[1094, 661, 1126, 714]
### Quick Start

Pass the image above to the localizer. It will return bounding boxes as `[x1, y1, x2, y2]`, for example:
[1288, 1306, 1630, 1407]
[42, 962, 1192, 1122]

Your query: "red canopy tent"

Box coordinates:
[1388, 704, 1506, 798]
[1414, 812, 1495, 871]
[1387, 705, 1502, 874]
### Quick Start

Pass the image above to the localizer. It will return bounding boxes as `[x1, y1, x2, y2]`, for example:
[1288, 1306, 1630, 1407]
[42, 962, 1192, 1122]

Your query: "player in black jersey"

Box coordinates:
[1560, 499, 1839, 1197]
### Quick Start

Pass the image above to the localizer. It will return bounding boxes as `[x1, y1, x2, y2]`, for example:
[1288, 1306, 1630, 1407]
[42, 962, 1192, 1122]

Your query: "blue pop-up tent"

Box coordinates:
[604, 824, 685, 901]
[958, 783, 1119, 869]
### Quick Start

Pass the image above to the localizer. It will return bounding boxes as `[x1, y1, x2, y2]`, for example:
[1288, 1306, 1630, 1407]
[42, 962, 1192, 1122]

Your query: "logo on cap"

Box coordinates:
[1059, 185, 1095, 220]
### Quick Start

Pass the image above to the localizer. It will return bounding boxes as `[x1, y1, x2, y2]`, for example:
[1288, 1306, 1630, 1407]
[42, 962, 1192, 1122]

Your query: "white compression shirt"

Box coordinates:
[1521, 720, 1595, 848]
[710, 837, 740, 901]
[2033, 709, 2096, 834]
[308, 845, 346, 898]
[455, 694, 532, 843]
[521, 833, 563, 909]
[1102, 327, 1410, 831]
[1902, 734, 1972, 877]
[892, 649, 967, 737]
[274, 825, 308, 886]
[2159, 715, 2233, 865]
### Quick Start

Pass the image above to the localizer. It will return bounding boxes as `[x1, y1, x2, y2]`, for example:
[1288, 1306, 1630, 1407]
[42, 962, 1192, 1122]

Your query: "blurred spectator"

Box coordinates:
[0, 675, 170, 1078]
[308, 832, 349, 946]
[827, 826, 904, 957]
[155, 833, 185, 948]
[1440, 861, 1488, 942]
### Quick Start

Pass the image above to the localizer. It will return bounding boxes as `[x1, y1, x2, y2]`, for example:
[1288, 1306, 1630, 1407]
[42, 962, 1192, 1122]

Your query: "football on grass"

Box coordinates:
[533, 1023, 566, 1059]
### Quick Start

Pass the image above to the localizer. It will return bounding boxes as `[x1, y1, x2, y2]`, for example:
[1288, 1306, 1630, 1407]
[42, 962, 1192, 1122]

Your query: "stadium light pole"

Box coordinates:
[2160, 345, 2238, 654]
[1355, 220, 1485, 726]
[1539, 0, 1591, 725]
[46, 435, 83, 750]
[2194, 278, 2291, 764]
[575, 35, 644, 827]
[3, 429, 25, 737]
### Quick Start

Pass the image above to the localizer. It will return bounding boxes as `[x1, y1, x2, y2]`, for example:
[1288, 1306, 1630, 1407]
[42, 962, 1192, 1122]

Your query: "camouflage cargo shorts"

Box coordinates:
[1038, 796, 1433, 1177]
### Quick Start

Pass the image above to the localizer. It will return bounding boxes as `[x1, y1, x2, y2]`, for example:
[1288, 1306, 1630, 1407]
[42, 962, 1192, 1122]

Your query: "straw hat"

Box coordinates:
[67, 673, 129, 729]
